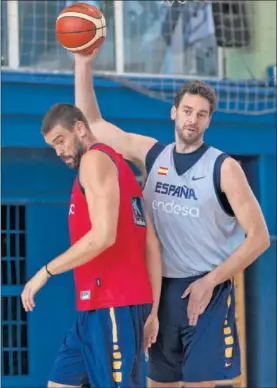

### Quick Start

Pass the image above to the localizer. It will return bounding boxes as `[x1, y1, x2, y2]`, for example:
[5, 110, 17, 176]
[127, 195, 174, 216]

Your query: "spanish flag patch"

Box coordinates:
[158, 166, 168, 176]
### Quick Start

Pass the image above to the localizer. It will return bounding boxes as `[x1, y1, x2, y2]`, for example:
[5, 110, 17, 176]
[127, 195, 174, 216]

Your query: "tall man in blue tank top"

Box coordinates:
[74, 50, 270, 388]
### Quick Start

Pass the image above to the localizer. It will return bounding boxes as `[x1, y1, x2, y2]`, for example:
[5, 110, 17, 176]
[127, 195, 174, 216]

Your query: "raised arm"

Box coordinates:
[74, 52, 157, 167]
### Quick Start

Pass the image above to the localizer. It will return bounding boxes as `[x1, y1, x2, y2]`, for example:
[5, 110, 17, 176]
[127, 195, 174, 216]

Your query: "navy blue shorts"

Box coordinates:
[50, 304, 151, 387]
[148, 275, 240, 383]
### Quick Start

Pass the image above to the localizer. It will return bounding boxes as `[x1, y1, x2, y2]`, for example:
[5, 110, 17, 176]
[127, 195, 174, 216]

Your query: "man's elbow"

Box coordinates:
[251, 225, 271, 255]
[104, 232, 117, 249]
[89, 117, 104, 134]
[260, 230, 271, 253]
[96, 228, 117, 251]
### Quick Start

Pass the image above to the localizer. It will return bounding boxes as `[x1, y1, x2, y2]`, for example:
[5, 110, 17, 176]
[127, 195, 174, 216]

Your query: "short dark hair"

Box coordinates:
[174, 80, 217, 115]
[41, 103, 90, 135]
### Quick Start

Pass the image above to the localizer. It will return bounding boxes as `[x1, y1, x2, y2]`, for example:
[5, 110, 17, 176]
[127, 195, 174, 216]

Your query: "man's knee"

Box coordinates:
[47, 381, 80, 388]
[182, 381, 215, 388]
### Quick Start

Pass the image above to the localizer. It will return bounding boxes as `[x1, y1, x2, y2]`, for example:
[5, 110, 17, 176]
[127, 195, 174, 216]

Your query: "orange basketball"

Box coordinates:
[56, 2, 106, 55]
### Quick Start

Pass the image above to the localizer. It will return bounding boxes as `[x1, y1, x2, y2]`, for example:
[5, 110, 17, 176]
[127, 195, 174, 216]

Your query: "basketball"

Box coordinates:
[56, 2, 106, 55]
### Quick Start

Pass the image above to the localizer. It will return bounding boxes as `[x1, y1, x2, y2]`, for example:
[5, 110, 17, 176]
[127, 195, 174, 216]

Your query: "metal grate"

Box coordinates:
[1, 205, 26, 285]
[2, 297, 29, 376]
[1, 205, 29, 376]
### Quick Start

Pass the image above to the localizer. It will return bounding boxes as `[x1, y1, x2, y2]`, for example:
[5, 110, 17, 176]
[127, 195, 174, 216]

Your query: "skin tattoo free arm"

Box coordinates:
[21, 150, 120, 311]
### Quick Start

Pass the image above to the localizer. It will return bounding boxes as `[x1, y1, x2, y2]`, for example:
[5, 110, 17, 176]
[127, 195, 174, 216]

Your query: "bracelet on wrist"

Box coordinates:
[45, 264, 53, 277]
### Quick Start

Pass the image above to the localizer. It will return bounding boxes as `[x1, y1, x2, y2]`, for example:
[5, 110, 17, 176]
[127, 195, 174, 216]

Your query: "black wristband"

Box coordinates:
[45, 264, 53, 277]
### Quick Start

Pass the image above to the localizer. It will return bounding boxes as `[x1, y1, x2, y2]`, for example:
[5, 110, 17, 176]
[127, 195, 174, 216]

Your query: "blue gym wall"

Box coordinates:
[2, 70, 276, 388]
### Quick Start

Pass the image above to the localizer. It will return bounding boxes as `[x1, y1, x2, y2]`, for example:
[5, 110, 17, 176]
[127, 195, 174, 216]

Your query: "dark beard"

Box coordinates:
[60, 142, 86, 169]
[176, 126, 202, 146]
[70, 142, 87, 169]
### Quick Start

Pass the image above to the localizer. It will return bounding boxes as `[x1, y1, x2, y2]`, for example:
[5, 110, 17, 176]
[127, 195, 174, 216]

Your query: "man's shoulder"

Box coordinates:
[145, 142, 171, 174]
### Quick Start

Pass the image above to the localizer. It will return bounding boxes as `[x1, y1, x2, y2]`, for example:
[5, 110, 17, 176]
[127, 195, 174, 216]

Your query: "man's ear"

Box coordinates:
[75, 121, 87, 138]
[171, 105, 176, 121]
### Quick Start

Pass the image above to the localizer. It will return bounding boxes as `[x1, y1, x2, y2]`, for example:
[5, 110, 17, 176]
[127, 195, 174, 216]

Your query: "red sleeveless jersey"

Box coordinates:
[69, 143, 153, 311]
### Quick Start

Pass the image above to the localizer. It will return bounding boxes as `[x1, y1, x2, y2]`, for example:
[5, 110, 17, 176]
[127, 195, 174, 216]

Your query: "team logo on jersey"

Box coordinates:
[132, 197, 147, 227]
[158, 166, 168, 176]
[69, 204, 75, 215]
[155, 182, 198, 200]
[80, 291, 91, 300]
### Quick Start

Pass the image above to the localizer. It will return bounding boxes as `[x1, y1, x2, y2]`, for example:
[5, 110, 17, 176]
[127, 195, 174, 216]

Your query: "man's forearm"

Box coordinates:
[206, 234, 270, 286]
[75, 59, 101, 123]
[146, 244, 162, 316]
[47, 231, 113, 275]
